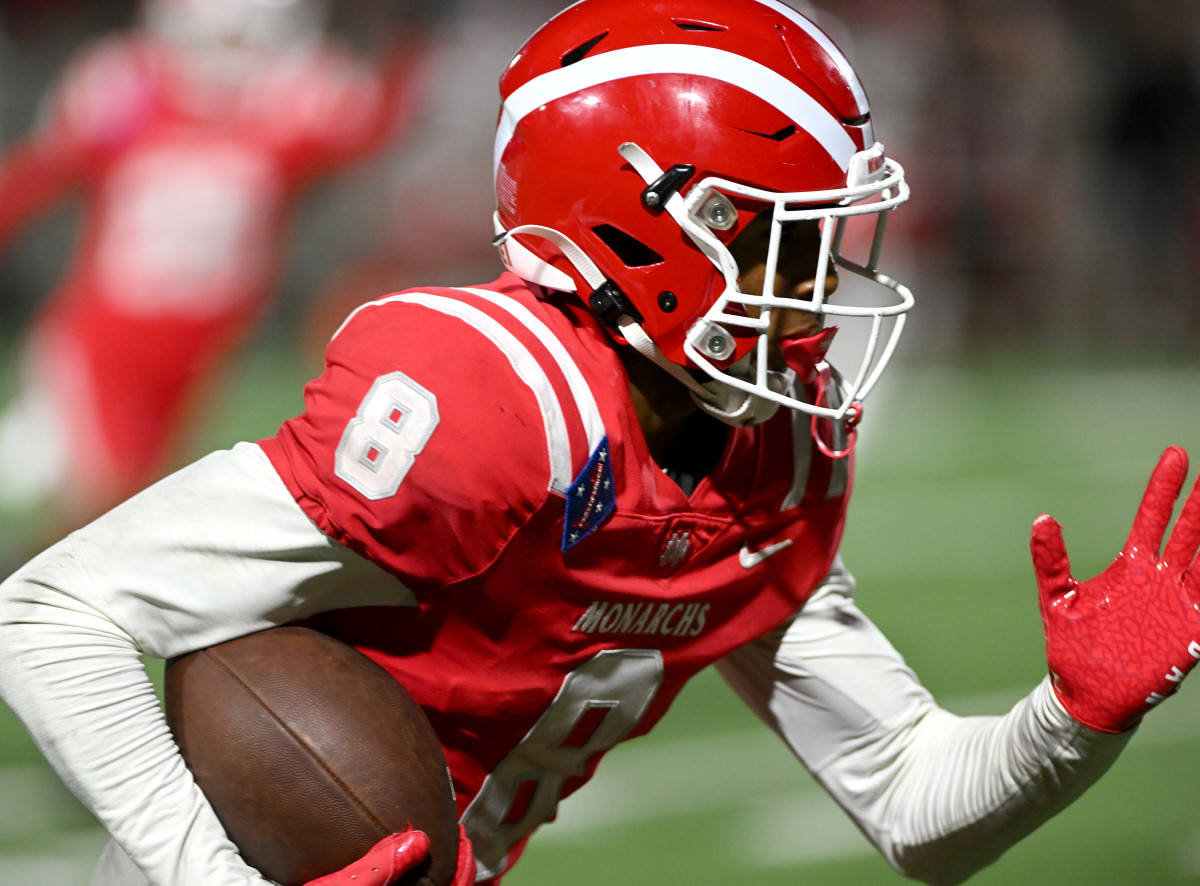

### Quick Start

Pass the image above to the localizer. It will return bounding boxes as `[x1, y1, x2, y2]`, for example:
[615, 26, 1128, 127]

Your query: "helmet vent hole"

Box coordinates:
[672, 19, 727, 32]
[592, 225, 664, 268]
[561, 32, 609, 67]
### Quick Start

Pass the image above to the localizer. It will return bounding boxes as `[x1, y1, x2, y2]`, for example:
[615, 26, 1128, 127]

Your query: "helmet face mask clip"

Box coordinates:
[641, 164, 696, 210]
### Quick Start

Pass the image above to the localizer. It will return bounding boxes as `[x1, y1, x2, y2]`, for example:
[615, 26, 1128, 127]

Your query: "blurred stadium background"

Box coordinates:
[0, 0, 1198, 884]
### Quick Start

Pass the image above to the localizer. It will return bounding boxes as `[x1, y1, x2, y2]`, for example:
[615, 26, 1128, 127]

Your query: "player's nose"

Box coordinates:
[770, 271, 837, 338]
[789, 269, 839, 302]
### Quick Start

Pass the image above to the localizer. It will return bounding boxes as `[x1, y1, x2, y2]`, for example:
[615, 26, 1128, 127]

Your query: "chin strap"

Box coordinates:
[617, 141, 781, 426]
[694, 387, 782, 427]
[620, 315, 782, 427]
[494, 223, 605, 290]
[494, 210, 782, 427]
[493, 222, 735, 410]
[618, 313, 789, 427]
[615, 318, 711, 398]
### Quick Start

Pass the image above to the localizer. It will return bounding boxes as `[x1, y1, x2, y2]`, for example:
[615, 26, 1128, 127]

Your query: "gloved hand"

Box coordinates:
[1031, 445, 1200, 733]
[449, 824, 476, 886]
[304, 825, 476, 886]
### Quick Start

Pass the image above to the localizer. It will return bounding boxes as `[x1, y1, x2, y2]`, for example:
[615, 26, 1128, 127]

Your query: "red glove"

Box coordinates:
[450, 824, 476, 886]
[1032, 446, 1200, 733]
[304, 825, 476, 886]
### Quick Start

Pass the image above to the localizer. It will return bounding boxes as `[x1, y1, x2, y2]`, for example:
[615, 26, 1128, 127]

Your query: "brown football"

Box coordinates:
[164, 626, 459, 886]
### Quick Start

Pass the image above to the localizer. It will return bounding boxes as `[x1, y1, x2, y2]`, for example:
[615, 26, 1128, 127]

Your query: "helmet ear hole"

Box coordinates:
[591, 224, 664, 268]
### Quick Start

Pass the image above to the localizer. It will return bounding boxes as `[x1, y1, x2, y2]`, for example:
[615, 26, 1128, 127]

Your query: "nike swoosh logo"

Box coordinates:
[738, 539, 793, 569]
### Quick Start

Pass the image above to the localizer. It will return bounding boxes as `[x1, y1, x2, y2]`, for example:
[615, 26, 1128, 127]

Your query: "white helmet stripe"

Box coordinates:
[749, 0, 870, 117]
[494, 43, 858, 180]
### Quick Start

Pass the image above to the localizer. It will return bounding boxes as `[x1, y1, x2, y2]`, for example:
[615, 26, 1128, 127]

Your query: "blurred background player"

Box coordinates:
[0, 0, 429, 538]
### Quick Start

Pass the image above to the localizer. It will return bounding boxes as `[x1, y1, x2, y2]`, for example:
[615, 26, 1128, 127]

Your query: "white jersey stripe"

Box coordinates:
[334, 293, 576, 495]
[493, 43, 857, 178]
[460, 287, 607, 454]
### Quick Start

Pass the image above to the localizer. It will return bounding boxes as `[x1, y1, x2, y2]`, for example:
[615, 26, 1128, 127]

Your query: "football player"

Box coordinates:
[1, 1, 1199, 885]
[0, 0, 428, 532]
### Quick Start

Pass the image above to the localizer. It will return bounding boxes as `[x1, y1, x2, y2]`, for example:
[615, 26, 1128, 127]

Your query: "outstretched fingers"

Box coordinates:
[1031, 513, 1074, 601]
[1164, 469, 1200, 573]
[1127, 446, 1189, 557]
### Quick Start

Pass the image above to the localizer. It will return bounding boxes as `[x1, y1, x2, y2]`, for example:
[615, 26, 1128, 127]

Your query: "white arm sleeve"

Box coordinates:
[0, 443, 412, 886]
[715, 557, 1132, 886]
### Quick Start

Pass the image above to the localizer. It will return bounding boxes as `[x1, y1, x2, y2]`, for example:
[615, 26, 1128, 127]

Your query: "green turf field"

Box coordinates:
[1, 343, 1198, 885]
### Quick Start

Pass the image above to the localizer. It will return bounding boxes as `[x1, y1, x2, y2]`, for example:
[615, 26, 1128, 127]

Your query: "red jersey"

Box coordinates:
[259, 272, 851, 879]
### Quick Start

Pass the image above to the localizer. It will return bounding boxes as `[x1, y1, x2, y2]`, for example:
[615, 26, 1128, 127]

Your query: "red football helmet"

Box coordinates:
[493, 0, 913, 426]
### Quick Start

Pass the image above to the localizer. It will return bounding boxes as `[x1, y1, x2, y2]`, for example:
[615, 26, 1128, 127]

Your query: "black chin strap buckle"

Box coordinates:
[589, 280, 644, 330]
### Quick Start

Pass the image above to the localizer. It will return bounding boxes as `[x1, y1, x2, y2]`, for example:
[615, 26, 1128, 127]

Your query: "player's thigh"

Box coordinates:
[91, 838, 150, 886]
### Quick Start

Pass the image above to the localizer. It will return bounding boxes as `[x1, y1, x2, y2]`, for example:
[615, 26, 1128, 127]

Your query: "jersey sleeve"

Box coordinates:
[715, 557, 1131, 885]
[261, 292, 557, 589]
[0, 442, 406, 886]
